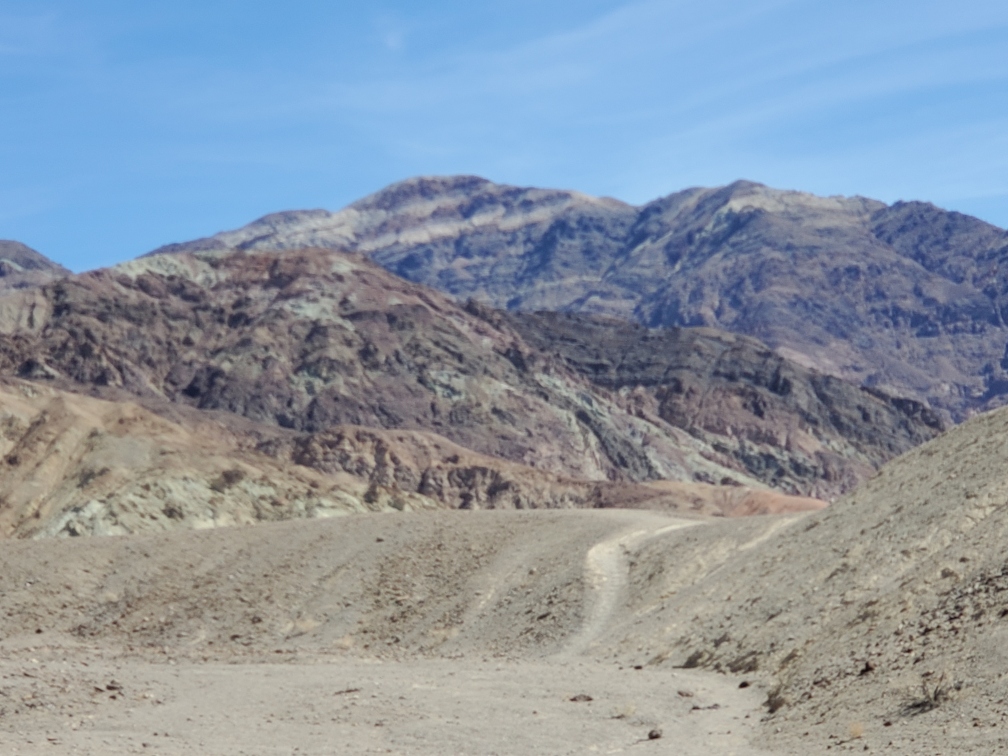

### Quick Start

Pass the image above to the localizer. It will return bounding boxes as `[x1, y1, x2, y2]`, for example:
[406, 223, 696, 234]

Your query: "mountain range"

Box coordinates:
[3, 174, 1007, 533]
[154, 176, 1008, 421]
[6, 177, 1008, 751]
[0, 245, 935, 539]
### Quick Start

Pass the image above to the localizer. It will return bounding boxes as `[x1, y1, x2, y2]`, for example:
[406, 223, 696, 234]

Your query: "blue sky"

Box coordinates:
[1, 1, 1007, 271]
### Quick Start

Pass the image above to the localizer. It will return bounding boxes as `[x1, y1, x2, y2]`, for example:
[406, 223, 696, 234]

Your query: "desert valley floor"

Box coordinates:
[3, 498, 1008, 754]
[3, 509, 772, 756]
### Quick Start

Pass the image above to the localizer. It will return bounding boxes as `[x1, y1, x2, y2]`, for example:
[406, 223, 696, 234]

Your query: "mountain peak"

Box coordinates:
[136, 176, 1008, 419]
[0, 240, 70, 292]
[0, 240, 69, 274]
[352, 174, 496, 209]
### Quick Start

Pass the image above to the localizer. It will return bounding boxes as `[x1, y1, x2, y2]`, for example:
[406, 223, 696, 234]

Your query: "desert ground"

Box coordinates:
[7, 371, 1008, 755]
[0, 509, 777, 755]
[4, 471, 1007, 754]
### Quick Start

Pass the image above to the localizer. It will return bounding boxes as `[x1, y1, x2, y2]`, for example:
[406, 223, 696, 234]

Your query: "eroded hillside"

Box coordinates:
[0, 376, 824, 539]
[506, 310, 941, 499]
[0, 247, 939, 500]
[155, 175, 1008, 419]
[600, 402, 1008, 752]
[0, 240, 70, 294]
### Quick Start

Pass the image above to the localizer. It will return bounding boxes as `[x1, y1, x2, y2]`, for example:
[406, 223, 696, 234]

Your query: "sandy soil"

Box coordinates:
[0, 510, 779, 755]
[0, 655, 771, 755]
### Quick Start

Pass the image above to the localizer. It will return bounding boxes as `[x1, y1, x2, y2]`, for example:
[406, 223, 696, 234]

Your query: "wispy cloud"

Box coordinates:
[2, 0, 1008, 268]
[310, 0, 1008, 213]
[373, 11, 408, 52]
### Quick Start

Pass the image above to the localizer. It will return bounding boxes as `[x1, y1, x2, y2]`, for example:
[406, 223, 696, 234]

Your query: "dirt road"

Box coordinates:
[0, 510, 779, 755]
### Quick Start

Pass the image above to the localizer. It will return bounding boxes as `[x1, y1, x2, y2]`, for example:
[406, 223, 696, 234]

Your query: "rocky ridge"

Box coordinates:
[0, 377, 822, 539]
[505, 310, 942, 500]
[0, 247, 940, 500]
[155, 175, 1008, 419]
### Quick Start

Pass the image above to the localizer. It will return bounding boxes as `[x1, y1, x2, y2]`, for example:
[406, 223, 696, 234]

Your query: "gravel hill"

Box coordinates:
[604, 403, 1008, 753]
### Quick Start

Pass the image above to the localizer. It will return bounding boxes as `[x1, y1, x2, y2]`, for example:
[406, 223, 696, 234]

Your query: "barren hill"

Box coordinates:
[597, 402, 1008, 753]
[0, 377, 398, 538]
[0, 247, 939, 498]
[0, 510, 780, 755]
[0, 240, 69, 293]
[155, 176, 1008, 419]
[0, 377, 821, 539]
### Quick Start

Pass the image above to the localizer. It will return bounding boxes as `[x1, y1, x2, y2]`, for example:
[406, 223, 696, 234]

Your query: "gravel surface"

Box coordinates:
[0, 510, 775, 755]
[0, 655, 771, 755]
[8, 393, 1008, 756]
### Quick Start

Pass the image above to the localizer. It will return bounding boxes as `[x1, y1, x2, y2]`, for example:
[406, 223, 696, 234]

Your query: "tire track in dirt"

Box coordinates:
[558, 511, 699, 658]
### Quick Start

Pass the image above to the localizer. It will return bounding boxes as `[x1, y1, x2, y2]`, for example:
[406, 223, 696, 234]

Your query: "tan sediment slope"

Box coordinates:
[0, 377, 426, 538]
[603, 403, 1008, 753]
[0, 377, 822, 538]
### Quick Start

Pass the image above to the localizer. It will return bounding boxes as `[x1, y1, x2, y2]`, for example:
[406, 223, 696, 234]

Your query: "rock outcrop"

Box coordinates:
[505, 310, 943, 500]
[0, 247, 938, 498]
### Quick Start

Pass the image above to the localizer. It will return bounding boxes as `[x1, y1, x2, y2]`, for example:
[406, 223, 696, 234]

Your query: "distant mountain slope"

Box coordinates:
[153, 176, 1008, 419]
[0, 377, 821, 539]
[0, 240, 69, 292]
[0, 248, 751, 490]
[504, 310, 942, 498]
[0, 248, 937, 498]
